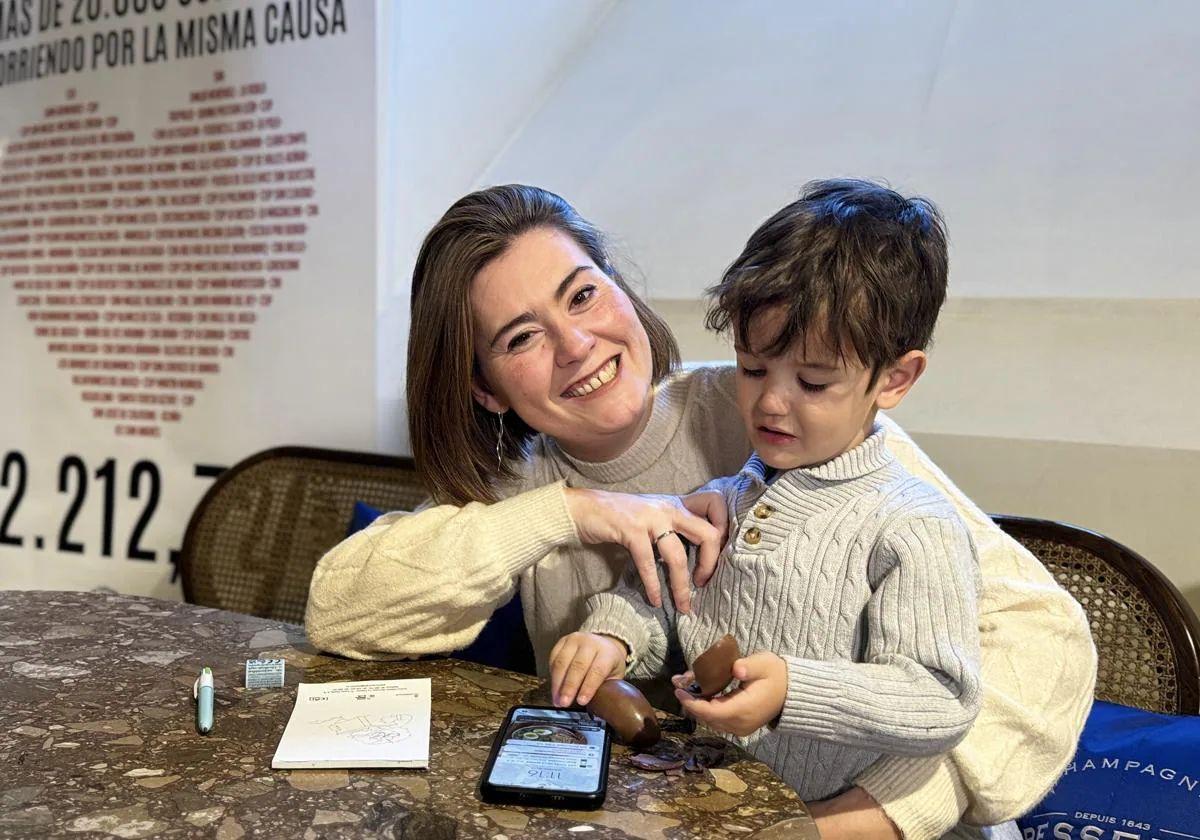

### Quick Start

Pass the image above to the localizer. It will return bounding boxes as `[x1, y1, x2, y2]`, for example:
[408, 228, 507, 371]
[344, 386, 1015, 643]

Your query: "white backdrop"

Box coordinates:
[0, 0, 377, 595]
[5, 1, 1198, 596]
[381, 0, 1200, 601]
[383, 0, 1200, 448]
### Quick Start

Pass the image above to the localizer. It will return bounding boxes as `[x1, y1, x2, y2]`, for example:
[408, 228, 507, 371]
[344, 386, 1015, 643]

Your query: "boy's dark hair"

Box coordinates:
[706, 178, 948, 386]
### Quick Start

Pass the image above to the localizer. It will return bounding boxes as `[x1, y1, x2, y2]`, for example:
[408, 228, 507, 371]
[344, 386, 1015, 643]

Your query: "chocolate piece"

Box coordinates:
[586, 679, 661, 749]
[629, 737, 684, 771]
[629, 753, 686, 771]
[688, 634, 740, 698]
[650, 738, 686, 763]
[629, 736, 728, 775]
[660, 716, 697, 734]
[687, 736, 729, 770]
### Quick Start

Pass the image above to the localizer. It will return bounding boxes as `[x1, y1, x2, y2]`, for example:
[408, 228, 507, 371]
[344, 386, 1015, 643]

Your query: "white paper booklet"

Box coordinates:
[272, 679, 431, 769]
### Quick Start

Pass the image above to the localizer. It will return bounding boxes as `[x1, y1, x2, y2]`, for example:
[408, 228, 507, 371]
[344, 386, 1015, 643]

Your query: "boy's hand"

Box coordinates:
[671, 652, 788, 738]
[549, 632, 628, 708]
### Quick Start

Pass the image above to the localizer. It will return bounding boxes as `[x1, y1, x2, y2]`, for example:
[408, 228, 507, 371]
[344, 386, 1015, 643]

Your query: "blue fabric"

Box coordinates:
[1016, 700, 1200, 839]
[346, 500, 381, 538]
[343, 502, 536, 675]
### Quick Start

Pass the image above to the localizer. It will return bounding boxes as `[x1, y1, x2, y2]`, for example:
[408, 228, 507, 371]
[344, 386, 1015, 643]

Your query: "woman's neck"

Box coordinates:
[556, 392, 656, 464]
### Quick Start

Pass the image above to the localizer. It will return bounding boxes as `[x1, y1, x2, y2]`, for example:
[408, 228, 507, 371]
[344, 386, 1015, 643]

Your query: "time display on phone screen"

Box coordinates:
[486, 708, 605, 794]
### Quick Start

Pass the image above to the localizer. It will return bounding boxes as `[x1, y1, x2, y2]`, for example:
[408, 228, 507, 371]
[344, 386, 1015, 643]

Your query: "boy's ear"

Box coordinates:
[470, 373, 509, 414]
[874, 350, 927, 411]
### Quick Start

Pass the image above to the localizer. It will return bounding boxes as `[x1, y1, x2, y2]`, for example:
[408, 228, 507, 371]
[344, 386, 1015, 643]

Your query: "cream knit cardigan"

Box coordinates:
[306, 364, 1096, 838]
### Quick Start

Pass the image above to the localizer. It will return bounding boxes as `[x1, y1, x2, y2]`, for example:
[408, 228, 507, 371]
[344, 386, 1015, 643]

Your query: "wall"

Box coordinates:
[660, 297, 1200, 609]
[385, 1, 1200, 609]
[0, 1, 379, 595]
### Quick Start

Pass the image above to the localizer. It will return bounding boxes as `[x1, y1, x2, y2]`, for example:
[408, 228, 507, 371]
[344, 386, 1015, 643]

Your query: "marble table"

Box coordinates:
[0, 591, 818, 839]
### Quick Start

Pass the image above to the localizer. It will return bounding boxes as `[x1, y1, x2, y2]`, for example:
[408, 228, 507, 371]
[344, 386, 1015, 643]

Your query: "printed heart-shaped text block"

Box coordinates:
[1, 74, 314, 438]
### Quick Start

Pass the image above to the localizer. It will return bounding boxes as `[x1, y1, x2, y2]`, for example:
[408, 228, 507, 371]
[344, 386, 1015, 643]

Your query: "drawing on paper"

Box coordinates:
[314, 714, 414, 745]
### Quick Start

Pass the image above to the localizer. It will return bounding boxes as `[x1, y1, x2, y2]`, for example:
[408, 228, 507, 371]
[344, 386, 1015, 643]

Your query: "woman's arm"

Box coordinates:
[305, 481, 725, 661]
[855, 414, 1097, 833]
[808, 787, 905, 839]
[305, 482, 577, 659]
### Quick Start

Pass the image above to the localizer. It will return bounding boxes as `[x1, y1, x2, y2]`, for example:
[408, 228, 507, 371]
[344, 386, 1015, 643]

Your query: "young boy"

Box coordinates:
[549, 179, 982, 804]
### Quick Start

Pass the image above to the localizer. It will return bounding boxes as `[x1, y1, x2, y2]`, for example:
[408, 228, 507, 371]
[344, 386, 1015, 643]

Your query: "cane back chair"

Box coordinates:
[180, 446, 426, 625]
[992, 514, 1200, 715]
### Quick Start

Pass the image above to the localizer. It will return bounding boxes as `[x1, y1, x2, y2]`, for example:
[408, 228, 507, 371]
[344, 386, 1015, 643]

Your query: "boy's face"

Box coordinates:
[733, 307, 918, 471]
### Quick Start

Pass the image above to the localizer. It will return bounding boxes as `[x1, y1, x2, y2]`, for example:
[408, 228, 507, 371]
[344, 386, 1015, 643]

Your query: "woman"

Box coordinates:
[306, 185, 1095, 838]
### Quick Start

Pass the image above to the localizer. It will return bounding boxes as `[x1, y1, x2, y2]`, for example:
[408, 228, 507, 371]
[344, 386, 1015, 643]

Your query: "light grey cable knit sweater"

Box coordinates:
[582, 425, 982, 802]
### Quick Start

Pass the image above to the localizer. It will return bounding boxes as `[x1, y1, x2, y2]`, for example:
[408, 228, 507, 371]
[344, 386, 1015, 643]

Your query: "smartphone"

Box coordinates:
[478, 705, 611, 809]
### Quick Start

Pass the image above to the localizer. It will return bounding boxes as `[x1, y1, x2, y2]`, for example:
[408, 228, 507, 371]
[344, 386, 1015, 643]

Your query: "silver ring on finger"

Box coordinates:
[652, 529, 677, 561]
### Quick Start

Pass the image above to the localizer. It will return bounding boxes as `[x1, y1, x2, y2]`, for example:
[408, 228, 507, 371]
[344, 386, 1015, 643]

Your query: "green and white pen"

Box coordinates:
[194, 667, 214, 734]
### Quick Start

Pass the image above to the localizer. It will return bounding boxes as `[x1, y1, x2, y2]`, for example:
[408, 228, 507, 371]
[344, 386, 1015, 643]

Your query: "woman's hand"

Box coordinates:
[548, 632, 627, 707]
[564, 488, 722, 613]
[679, 489, 728, 586]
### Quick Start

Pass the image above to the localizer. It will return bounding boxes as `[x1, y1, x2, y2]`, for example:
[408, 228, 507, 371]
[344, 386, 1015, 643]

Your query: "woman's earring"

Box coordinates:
[495, 411, 506, 469]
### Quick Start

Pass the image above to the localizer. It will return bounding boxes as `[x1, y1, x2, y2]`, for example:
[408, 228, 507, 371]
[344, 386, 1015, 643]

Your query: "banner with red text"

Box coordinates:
[0, 0, 377, 596]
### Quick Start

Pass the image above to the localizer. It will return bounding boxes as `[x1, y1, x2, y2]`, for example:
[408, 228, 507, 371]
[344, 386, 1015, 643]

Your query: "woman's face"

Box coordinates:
[470, 227, 655, 462]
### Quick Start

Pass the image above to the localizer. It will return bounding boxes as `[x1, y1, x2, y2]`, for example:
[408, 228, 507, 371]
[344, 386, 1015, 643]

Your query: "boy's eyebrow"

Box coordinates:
[733, 343, 840, 371]
[489, 266, 591, 347]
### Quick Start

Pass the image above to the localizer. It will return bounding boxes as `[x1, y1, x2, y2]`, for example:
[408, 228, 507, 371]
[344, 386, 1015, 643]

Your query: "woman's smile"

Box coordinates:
[563, 356, 621, 399]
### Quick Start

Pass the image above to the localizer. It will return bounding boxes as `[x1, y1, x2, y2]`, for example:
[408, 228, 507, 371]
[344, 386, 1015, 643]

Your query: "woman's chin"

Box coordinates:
[572, 379, 647, 419]
[573, 408, 642, 439]
[547, 399, 649, 458]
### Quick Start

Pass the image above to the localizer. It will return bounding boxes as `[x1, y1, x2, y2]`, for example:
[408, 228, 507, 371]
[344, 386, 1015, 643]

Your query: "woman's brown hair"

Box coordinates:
[407, 185, 680, 505]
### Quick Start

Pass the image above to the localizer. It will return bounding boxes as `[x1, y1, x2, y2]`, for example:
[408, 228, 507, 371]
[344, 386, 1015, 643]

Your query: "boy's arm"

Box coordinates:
[584, 477, 738, 678]
[774, 509, 981, 756]
[861, 414, 1096, 832]
[582, 560, 679, 679]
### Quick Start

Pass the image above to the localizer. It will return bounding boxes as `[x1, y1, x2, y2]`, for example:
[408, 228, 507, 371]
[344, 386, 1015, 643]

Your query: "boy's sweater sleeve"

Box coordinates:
[855, 414, 1096, 837]
[774, 510, 981, 757]
[304, 481, 577, 659]
[582, 562, 678, 679]
[581, 476, 738, 679]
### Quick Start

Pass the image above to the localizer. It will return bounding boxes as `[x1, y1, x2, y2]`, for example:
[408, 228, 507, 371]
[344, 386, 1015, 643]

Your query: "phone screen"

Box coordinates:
[485, 707, 607, 794]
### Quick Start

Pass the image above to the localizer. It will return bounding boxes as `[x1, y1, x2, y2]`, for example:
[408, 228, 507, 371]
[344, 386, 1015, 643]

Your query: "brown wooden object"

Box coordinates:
[992, 514, 1200, 714]
[180, 446, 426, 624]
